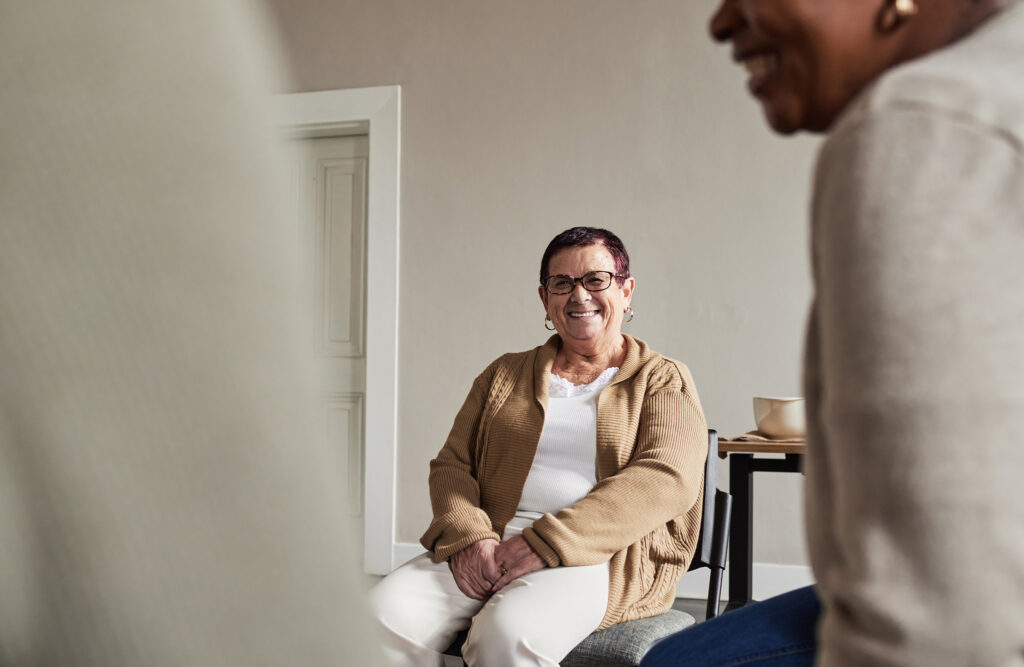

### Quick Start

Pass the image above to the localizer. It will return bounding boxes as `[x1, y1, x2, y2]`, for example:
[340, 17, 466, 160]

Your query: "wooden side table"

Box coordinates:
[717, 438, 806, 610]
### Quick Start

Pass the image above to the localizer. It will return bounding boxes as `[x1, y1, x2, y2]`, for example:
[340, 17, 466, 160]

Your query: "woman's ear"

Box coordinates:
[877, 0, 917, 33]
[620, 276, 636, 304]
[538, 284, 549, 310]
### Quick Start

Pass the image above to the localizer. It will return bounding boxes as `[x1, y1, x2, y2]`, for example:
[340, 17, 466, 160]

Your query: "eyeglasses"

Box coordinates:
[542, 270, 625, 295]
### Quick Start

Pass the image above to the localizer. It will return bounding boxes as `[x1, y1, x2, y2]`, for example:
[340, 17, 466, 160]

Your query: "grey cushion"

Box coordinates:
[560, 610, 696, 667]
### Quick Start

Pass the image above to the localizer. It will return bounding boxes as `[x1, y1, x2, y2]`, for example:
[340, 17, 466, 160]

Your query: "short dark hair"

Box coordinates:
[539, 227, 630, 285]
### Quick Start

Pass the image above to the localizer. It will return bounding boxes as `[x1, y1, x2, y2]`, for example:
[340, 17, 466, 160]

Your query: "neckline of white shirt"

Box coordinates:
[548, 367, 619, 398]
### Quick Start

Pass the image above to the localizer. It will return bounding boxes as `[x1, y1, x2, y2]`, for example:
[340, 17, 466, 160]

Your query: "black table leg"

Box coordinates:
[726, 453, 753, 611]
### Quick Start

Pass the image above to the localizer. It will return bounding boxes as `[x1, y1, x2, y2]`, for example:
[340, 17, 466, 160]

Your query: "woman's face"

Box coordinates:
[539, 244, 634, 354]
[709, 0, 889, 134]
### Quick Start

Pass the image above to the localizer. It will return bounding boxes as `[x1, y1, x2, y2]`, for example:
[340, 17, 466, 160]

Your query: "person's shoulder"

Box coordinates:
[624, 336, 697, 394]
[650, 356, 699, 395]
[489, 348, 532, 368]
[491, 337, 553, 368]
[476, 339, 551, 382]
[835, 4, 1024, 146]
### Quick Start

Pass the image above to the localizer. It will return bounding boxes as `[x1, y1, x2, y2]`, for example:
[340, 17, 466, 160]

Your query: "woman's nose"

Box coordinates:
[709, 0, 742, 43]
[569, 282, 591, 302]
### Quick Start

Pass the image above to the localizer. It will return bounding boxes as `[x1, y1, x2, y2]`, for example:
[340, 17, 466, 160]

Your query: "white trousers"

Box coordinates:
[368, 516, 609, 667]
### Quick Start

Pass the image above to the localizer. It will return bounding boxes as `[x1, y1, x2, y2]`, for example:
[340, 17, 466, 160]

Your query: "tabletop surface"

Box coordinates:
[718, 438, 807, 455]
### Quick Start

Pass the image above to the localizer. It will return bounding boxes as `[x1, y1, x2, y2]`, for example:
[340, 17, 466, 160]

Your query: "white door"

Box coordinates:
[291, 134, 369, 560]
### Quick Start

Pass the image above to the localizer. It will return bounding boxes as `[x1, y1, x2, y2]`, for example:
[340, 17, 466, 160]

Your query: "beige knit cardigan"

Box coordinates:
[420, 334, 708, 629]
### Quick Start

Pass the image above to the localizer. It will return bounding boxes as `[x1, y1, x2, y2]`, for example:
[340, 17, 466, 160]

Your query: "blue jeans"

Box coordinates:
[640, 585, 821, 667]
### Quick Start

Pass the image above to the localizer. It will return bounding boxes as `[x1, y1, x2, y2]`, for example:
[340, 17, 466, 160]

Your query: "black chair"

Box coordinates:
[446, 429, 732, 667]
[686, 428, 732, 622]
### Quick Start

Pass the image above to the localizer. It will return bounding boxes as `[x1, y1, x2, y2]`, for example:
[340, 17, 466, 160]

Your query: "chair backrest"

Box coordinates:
[686, 429, 732, 619]
[689, 429, 719, 571]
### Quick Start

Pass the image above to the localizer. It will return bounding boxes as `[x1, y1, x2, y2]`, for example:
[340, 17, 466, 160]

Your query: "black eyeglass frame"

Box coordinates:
[541, 270, 628, 295]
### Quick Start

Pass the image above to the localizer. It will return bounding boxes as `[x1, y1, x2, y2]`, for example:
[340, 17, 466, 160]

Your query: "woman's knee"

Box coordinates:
[462, 598, 524, 661]
[368, 556, 484, 653]
[640, 586, 820, 667]
[462, 592, 563, 666]
[367, 574, 410, 633]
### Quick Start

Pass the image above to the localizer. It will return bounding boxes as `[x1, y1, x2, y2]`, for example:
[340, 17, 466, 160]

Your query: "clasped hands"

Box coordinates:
[448, 535, 547, 600]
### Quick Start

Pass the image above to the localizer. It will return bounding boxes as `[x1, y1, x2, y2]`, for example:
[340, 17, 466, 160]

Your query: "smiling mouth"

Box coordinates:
[740, 52, 780, 94]
[568, 310, 600, 319]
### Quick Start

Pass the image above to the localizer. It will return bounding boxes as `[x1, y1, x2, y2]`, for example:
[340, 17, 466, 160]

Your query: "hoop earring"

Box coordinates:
[878, 0, 917, 32]
[544, 316, 556, 331]
[624, 308, 634, 323]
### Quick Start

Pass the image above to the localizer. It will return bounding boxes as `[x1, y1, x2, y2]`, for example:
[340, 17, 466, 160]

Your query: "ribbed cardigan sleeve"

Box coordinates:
[523, 358, 707, 568]
[419, 361, 503, 562]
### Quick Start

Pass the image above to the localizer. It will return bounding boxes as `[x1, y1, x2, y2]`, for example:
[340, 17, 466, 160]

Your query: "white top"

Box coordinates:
[517, 367, 618, 515]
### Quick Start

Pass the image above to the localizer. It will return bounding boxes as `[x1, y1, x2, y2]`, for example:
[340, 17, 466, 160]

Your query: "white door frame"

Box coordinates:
[274, 86, 400, 575]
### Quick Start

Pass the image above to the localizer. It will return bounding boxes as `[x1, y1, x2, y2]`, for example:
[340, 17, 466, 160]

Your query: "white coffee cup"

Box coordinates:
[753, 396, 806, 439]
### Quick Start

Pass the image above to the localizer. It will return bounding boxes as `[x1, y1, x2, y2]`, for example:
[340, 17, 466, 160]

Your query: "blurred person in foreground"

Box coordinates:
[0, 1, 378, 664]
[369, 227, 708, 666]
[643, 0, 1024, 666]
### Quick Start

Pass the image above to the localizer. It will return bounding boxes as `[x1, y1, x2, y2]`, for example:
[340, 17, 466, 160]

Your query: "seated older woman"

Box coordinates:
[369, 227, 708, 666]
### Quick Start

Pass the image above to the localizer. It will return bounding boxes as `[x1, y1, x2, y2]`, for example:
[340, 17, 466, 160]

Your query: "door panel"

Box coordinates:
[292, 134, 369, 554]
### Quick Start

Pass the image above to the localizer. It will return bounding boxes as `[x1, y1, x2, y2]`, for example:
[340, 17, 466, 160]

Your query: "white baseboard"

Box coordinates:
[393, 542, 428, 568]
[393, 542, 812, 601]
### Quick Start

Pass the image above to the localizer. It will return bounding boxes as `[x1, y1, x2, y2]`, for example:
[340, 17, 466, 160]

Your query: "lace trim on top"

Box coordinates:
[549, 367, 619, 398]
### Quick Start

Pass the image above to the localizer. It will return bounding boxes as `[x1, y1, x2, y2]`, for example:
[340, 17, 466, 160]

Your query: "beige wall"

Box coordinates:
[266, 0, 820, 566]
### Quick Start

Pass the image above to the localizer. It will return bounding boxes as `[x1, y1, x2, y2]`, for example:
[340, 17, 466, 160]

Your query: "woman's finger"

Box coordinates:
[490, 561, 521, 592]
[483, 555, 501, 584]
[466, 567, 491, 598]
[490, 548, 547, 592]
[451, 556, 489, 600]
[468, 567, 492, 598]
[491, 561, 531, 592]
[452, 572, 483, 600]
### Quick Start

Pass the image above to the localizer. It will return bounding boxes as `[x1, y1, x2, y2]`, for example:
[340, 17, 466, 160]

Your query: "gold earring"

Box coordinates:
[624, 308, 634, 324]
[878, 0, 918, 32]
[895, 0, 918, 17]
[544, 316, 556, 331]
